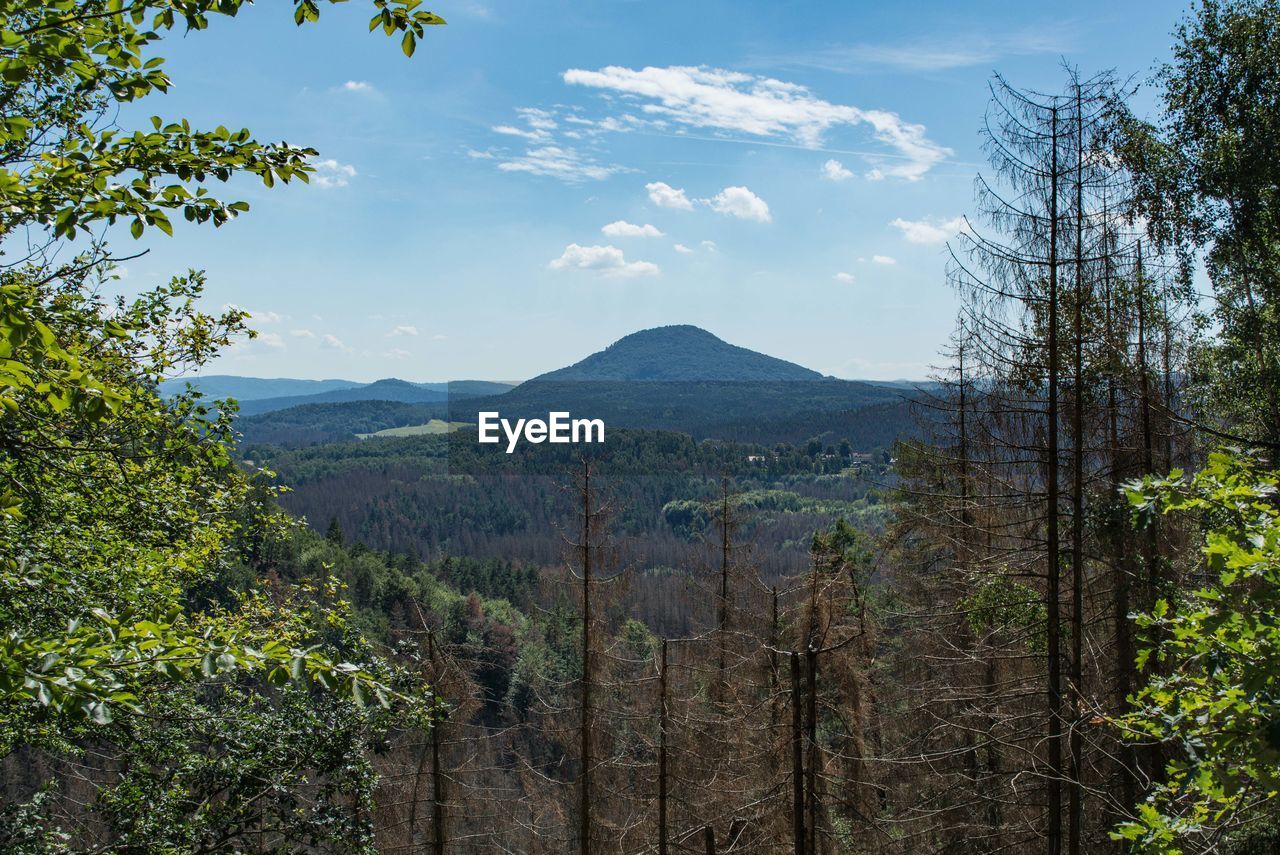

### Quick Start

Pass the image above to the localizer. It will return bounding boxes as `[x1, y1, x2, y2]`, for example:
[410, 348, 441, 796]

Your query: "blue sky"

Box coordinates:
[116, 0, 1184, 382]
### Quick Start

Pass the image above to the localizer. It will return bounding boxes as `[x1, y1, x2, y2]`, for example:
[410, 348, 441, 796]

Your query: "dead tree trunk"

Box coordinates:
[1046, 102, 1065, 855]
[1068, 80, 1086, 855]
[658, 638, 669, 855]
[791, 652, 806, 855]
[430, 630, 447, 855]
[806, 645, 819, 855]
[579, 459, 594, 855]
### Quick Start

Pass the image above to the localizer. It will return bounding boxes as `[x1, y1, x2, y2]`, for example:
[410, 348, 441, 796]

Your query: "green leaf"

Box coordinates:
[86, 700, 113, 725]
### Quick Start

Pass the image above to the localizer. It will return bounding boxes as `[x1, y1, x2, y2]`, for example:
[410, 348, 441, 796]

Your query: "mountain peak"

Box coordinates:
[531, 325, 825, 383]
[608, 324, 719, 347]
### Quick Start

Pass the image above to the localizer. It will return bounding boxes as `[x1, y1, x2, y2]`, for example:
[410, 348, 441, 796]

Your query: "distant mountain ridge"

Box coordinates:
[161, 376, 516, 417]
[160, 375, 364, 401]
[234, 379, 515, 417]
[235, 379, 447, 416]
[217, 325, 921, 445]
[531, 325, 826, 383]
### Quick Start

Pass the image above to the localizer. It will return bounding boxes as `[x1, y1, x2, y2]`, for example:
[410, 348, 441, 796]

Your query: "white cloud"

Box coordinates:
[497, 146, 622, 182]
[311, 159, 357, 189]
[486, 107, 624, 182]
[488, 109, 560, 142]
[290, 329, 315, 338]
[602, 220, 664, 237]
[834, 271, 855, 284]
[646, 181, 694, 210]
[341, 80, 378, 95]
[518, 107, 558, 131]
[763, 30, 1070, 73]
[549, 243, 660, 278]
[493, 124, 551, 142]
[563, 65, 952, 180]
[822, 159, 854, 182]
[890, 216, 966, 244]
[321, 334, 353, 352]
[700, 240, 718, 252]
[386, 325, 419, 338]
[872, 255, 897, 265]
[673, 243, 693, 254]
[256, 332, 286, 350]
[383, 348, 413, 360]
[708, 186, 771, 223]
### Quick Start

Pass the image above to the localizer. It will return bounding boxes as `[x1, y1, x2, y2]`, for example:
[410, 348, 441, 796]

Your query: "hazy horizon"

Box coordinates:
[169, 323, 936, 385]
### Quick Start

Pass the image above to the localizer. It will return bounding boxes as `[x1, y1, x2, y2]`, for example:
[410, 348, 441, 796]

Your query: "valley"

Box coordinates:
[230, 325, 901, 612]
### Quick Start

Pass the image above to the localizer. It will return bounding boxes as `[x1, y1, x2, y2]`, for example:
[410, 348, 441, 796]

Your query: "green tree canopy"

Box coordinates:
[1115, 453, 1280, 852]
[1117, 0, 1280, 445]
[0, 0, 443, 845]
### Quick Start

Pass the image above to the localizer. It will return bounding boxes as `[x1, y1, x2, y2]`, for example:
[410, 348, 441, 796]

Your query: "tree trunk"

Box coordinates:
[659, 638, 669, 855]
[718, 481, 730, 696]
[1046, 103, 1064, 855]
[1068, 83, 1086, 855]
[806, 645, 819, 855]
[1135, 243, 1164, 787]
[1104, 227, 1139, 814]
[791, 652, 806, 855]
[430, 630, 447, 855]
[579, 460, 593, 855]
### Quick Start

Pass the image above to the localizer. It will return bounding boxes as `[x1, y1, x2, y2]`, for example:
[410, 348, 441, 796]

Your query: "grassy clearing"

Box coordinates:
[356, 419, 466, 439]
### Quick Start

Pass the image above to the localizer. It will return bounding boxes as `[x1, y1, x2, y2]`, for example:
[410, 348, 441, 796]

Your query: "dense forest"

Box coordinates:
[5, 0, 1280, 853]
[239, 399, 450, 447]
[252, 428, 894, 624]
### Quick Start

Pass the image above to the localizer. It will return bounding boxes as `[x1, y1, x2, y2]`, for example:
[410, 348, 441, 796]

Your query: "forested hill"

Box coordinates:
[437, 325, 916, 443]
[531, 325, 827, 382]
[234, 378, 447, 415]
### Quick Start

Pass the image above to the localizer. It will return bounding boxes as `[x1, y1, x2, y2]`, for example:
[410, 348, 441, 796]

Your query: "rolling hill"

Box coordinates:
[234, 379, 447, 416]
[159, 375, 364, 401]
[163, 375, 515, 414]
[448, 379, 909, 442]
[532, 325, 826, 382]
[233, 379, 515, 417]
[445, 326, 910, 442]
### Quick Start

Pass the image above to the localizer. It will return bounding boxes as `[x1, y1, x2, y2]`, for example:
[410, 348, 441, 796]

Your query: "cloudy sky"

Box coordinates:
[116, 0, 1181, 381]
